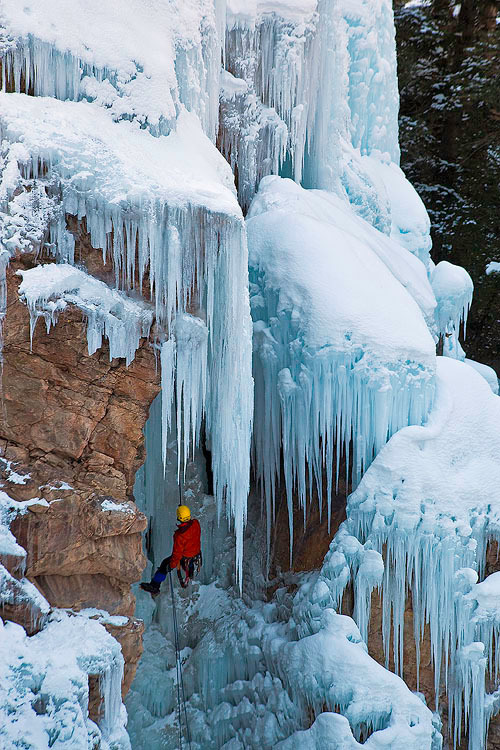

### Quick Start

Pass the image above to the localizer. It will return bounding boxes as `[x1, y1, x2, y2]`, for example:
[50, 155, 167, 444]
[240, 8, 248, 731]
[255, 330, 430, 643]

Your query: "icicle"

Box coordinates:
[99, 656, 126, 743]
[1, 9, 223, 140]
[17, 263, 154, 366]
[160, 339, 176, 472]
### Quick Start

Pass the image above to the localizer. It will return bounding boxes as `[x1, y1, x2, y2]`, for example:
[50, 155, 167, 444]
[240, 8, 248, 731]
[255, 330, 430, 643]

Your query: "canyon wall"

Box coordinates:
[1, 242, 160, 697]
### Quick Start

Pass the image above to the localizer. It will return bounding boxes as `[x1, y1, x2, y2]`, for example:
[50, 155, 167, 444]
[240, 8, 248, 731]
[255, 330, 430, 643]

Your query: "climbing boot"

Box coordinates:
[140, 581, 161, 597]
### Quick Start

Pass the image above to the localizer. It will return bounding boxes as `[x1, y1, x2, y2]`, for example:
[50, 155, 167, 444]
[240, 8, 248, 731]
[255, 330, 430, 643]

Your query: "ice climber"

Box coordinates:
[140, 505, 202, 596]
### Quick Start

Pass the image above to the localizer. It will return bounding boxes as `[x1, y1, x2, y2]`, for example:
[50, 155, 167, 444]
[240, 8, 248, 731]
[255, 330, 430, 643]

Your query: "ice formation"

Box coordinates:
[221, 0, 401, 208]
[0, 484, 130, 748]
[128, 422, 439, 749]
[0, 86, 253, 581]
[1, 0, 496, 748]
[431, 259, 473, 345]
[0, 0, 224, 139]
[312, 358, 500, 748]
[17, 263, 154, 365]
[0, 611, 130, 750]
[248, 175, 436, 554]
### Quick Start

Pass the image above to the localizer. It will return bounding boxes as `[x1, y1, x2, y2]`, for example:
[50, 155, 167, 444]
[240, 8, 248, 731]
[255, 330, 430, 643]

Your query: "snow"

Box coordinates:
[0, 611, 130, 750]
[248, 175, 436, 556]
[469, 573, 500, 614]
[486, 262, 500, 275]
[79, 608, 129, 627]
[314, 357, 500, 746]
[39, 481, 73, 491]
[0, 94, 239, 221]
[351, 153, 433, 266]
[0, 564, 51, 619]
[17, 263, 153, 365]
[0, 457, 31, 485]
[271, 610, 437, 749]
[100, 500, 136, 515]
[431, 259, 473, 338]
[0, 489, 28, 561]
[1, 0, 224, 138]
[226, 0, 317, 28]
[0, 489, 50, 631]
[220, 70, 249, 99]
[465, 358, 499, 395]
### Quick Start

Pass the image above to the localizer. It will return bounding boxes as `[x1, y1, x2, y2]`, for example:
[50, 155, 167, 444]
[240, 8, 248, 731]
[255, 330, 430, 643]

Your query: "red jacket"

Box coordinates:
[170, 519, 201, 569]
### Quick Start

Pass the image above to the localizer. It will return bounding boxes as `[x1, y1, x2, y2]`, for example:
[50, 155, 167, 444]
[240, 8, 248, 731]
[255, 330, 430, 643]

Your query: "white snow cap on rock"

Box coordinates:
[17, 263, 153, 365]
[248, 175, 436, 559]
[0, 611, 129, 750]
[1, 0, 224, 138]
[0, 93, 238, 219]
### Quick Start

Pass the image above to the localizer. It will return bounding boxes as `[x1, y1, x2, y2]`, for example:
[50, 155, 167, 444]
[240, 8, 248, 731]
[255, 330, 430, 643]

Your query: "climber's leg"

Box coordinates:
[140, 556, 171, 596]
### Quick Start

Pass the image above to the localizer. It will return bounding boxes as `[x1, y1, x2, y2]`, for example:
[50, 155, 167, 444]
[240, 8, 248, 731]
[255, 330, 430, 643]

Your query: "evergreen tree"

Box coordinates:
[394, 0, 500, 370]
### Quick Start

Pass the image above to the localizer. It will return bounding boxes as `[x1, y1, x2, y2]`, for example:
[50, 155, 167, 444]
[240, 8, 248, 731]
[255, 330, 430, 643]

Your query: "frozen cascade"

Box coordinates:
[0, 91, 254, 583]
[128, 395, 439, 748]
[308, 358, 500, 749]
[248, 176, 436, 558]
[221, 0, 432, 270]
[0, 1, 490, 749]
[221, 0, 401, 205]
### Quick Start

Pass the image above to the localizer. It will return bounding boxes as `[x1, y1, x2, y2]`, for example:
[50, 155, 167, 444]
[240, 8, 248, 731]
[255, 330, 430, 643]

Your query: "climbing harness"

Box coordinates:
[169, 568, 192, 750]
[177, 552, 203, 588]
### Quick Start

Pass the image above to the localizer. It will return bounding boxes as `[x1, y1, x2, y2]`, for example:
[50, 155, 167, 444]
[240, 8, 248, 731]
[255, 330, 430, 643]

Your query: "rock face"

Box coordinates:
[0, 246, 160, 695]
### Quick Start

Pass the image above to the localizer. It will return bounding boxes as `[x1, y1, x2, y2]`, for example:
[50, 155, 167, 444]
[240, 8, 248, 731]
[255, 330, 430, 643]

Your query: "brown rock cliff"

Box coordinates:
[1, 246, 160, 697]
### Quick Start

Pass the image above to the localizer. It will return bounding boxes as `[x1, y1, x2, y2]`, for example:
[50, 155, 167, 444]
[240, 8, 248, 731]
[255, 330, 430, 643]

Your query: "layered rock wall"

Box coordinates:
[1, 246, 160, 696]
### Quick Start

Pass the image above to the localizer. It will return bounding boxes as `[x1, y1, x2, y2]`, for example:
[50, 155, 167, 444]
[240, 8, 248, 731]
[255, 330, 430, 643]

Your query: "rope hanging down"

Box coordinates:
[169, 568, 192, 750]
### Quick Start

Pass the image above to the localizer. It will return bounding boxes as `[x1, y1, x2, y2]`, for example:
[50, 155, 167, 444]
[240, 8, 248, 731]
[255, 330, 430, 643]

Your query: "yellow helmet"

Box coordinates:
[177, 505, 191, 522]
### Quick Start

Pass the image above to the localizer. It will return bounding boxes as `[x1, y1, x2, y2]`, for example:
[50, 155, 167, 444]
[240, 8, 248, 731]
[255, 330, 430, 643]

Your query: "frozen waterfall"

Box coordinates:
[1, 0, 499, 749]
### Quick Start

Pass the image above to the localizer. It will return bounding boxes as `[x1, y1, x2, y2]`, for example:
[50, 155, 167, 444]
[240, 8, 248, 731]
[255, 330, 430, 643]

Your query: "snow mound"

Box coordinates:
[464, 359, 499, 395]
[346, 152, 433, 266]
[0, 611, 129, 750]
[248, 176, 436, 556]
[270, 609, 437, 748]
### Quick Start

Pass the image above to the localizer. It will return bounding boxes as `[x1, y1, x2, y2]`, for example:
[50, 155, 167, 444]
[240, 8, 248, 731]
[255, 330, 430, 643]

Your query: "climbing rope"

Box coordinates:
[169, 568, 192, 750]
